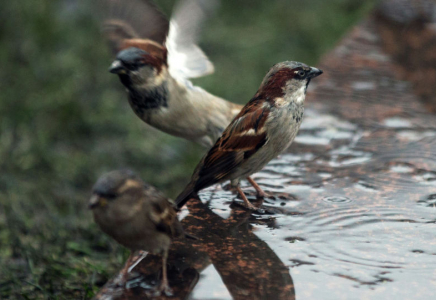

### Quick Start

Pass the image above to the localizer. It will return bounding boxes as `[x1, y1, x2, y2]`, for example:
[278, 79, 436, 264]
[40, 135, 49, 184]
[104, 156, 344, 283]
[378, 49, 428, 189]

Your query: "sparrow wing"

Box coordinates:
[147, 192, 184, 239]
[97, 0, 169, 54]
[166, 0, 218, 81]
[194, 98, 270, 191]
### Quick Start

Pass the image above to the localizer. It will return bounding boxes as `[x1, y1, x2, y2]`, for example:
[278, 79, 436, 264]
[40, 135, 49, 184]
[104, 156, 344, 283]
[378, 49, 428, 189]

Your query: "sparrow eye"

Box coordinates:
[124, 63, 136, 71]
[98, 192, 117, 200]
[297, 70, 306, 77]
[123, 60, 145, 71]
[135, 59, 145, 66]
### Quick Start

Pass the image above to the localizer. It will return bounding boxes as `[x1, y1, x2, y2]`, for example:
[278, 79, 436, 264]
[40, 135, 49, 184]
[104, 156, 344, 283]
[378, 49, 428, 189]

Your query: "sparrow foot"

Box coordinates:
[150, 283, 173, 297]
[232, 200, 265, 214]
[150, 250, 173, 297]
[235, 186, 265, 213]
[247, 177, 273, 199]
[257, 190, 274, 199]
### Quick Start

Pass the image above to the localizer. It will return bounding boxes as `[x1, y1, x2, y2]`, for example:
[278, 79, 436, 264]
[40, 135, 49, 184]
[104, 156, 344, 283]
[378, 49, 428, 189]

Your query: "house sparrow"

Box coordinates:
[175, 61, 323, 210]
[89, 170, 184, 295]
[98, 0, 242, 147]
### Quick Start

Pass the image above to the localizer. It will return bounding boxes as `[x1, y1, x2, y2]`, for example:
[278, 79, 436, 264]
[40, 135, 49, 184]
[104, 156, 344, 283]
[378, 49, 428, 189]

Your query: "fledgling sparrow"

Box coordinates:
[98, 0, 242, 147]
[175, 61, 323, 210]
[89, 170, 184, 295]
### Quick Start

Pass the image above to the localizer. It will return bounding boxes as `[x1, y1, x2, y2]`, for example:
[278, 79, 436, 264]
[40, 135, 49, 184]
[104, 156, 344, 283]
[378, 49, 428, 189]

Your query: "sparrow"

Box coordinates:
[89, 170, 185, 295]
[175, 61, 323, 210]
[98, 0, 242, 147]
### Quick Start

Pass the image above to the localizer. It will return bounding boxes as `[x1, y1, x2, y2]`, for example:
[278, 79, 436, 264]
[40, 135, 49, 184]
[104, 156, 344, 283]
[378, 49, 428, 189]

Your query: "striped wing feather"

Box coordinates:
[194, 99, 270, 191]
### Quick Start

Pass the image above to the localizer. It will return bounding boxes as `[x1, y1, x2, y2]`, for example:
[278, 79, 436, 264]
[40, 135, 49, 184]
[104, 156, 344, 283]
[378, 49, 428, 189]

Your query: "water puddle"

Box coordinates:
[186, 151, 436, 299]
[189, 265, 232, 300]
[251, 204, 436, 299]
[96, 85, 436, 300]
[179, 106, 436, 299]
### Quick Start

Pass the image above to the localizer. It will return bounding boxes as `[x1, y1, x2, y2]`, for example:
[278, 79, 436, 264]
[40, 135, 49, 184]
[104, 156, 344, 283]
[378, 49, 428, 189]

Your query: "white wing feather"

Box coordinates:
[166, 0, 218, 81]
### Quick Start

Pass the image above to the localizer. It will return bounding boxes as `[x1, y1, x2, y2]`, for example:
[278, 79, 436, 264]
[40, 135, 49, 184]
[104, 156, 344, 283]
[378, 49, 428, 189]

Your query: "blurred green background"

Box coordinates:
[0, 0, 375, 298]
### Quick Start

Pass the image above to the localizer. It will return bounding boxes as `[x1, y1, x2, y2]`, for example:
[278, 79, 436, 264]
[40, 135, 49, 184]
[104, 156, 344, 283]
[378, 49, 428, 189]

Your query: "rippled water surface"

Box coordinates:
[183, 108, 436, 299]
[96, 105, 436, 300]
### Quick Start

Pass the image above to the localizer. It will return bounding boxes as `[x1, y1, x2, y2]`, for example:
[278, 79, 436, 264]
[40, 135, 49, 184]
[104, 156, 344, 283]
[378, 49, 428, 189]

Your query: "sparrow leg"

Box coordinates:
[155, 249, 173, 296]
[127, 250, 148, 273]
[236, 186, 259, 211]
[247, 177, 269, 198]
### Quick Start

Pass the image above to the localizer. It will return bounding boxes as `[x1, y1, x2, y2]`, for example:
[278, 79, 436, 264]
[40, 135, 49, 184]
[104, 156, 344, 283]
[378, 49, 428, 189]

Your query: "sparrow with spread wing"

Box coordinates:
[89, 170, 186, 296]
[98, 0, 242, 147]
[175, 61, 323, 210]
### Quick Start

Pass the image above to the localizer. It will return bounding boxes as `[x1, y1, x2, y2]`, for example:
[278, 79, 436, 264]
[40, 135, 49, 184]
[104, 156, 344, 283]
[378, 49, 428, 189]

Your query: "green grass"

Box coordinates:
[0, 0, 375, 298]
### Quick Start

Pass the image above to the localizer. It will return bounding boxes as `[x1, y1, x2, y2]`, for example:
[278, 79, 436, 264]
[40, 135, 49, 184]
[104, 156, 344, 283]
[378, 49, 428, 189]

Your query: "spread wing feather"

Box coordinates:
[97, 0, 217, 80]
[166, 0, 218, 80]
[97, 0, 169, 54]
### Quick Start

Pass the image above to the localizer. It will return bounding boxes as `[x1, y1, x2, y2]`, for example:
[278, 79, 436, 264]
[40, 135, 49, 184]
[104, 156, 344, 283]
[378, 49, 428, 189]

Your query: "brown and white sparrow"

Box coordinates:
[175, 61, 323, 210]
[89, 170, 184, 295]
[98, 0, 242, 147]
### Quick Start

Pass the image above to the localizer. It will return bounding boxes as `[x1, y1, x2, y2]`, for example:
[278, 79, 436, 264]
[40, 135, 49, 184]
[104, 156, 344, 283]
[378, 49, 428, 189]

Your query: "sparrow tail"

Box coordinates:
[175, 182, 197, 209]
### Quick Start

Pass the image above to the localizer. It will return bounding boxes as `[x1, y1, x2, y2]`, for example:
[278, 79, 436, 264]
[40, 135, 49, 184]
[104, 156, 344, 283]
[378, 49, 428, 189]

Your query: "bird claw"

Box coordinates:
[150, 283, 173, 297]
[163, 286, 174, 297]
[257, 191, 274, 199]
[232, 199, 265, 214]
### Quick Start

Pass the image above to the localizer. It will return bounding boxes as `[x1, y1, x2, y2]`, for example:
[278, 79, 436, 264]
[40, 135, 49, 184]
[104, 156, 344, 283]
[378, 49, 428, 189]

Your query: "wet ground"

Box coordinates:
[95, 0, 436, 299]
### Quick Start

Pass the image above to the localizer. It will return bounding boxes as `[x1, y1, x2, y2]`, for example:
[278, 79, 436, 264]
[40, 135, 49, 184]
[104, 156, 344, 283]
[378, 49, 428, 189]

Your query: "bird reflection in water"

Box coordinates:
[95, 197, 295, 300]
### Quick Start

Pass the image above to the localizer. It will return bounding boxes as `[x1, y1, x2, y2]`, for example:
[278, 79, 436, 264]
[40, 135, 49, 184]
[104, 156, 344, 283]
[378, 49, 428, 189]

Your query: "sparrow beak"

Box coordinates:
[109, 60, 127, 74]
[308, 67, 323, 79]
[89, 194, 108, 209]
